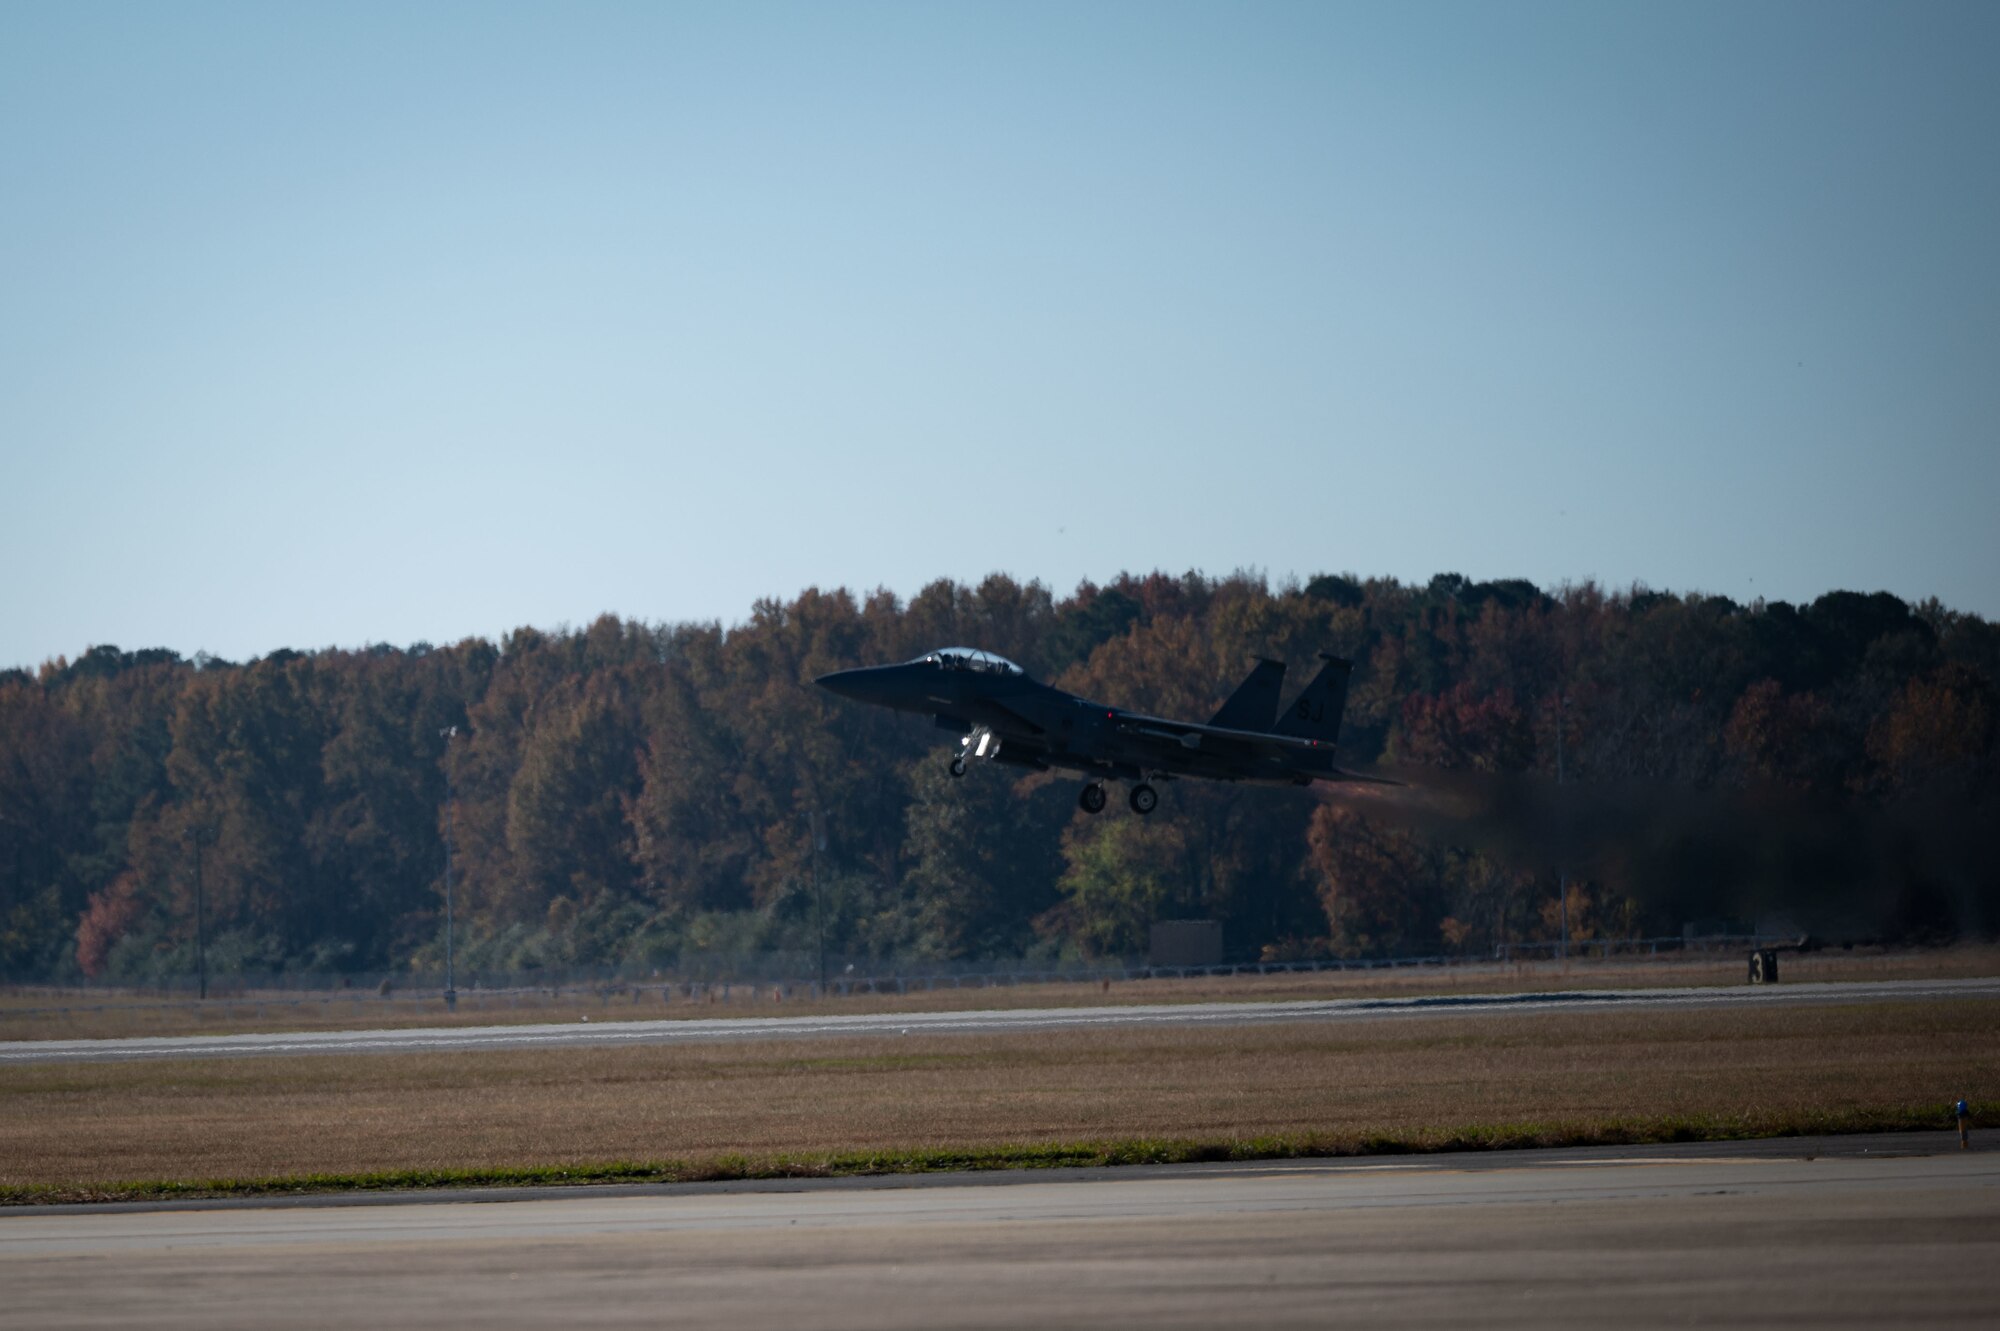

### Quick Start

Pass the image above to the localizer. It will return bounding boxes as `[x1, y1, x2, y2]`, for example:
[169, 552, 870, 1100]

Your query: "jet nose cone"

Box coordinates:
[814, 667, 873, 701]
[816, 662, 920, 708]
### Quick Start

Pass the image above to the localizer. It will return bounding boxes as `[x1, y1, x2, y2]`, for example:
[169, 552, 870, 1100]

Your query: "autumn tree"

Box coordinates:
[0, 575, 1992, 980]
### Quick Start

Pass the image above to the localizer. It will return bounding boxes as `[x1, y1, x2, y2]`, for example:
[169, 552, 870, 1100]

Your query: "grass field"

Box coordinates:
[3, 995, 1992, 1203]
[6, 944, 1997, 1042]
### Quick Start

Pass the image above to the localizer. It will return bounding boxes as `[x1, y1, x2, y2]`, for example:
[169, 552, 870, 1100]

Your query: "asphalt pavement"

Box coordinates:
[4, 1134, 1994, 1328]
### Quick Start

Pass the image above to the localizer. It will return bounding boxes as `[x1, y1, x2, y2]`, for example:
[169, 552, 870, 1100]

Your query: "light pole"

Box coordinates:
[191, 828, 207, 1001]
[441, 726, 458, 1012]
[1555, 692, 1569, 965]
[809, 807, 827, 993]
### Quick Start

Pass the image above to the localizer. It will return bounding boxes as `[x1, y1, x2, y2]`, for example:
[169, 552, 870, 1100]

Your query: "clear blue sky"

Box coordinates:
[4, 0, 1996, 669]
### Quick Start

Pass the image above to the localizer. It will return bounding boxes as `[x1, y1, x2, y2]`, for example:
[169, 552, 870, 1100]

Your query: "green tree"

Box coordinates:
[1046, 815, 1192, 957]
[900, 759, 1069, 957]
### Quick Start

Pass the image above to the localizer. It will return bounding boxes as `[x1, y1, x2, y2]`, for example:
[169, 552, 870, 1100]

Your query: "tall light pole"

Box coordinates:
[191, 828, 207, 1001]
[1555, 692, 1569, 965]
[441, 727, 458, 1012]
[809, 807, 827, 993]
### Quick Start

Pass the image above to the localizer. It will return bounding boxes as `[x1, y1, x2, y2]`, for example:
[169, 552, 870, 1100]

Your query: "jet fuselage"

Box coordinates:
[816, 647, 1383, 815]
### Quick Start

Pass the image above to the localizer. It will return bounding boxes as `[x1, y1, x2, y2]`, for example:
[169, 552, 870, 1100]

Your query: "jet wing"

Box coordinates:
[1109, 711, 1401, 784]
[1114, 711, 1312, 754]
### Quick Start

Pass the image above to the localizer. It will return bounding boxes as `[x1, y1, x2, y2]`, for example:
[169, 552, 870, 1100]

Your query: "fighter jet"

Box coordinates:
[815, 648, 1392, 815]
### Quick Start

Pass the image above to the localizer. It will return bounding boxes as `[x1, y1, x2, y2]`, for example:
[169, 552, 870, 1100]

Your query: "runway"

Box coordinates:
[3, 975, 1996, 1065]
[4, 1135, 1994, 1328]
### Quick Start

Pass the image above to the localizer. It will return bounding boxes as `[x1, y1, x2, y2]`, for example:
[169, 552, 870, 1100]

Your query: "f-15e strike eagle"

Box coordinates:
[815, 648, 1394, 815]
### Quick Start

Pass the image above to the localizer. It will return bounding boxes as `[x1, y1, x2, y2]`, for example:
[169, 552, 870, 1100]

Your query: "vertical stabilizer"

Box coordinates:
[1272, 655, 1352, 744]
[1208, 659, 1287, 731]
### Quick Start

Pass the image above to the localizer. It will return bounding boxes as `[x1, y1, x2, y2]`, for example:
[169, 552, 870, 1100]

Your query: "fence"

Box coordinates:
[1489, 933, 1797, 963]
[1, 934, 1803, 1021]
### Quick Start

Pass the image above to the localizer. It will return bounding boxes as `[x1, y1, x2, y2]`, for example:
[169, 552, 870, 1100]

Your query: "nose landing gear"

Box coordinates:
[951, 728, 1001, 778]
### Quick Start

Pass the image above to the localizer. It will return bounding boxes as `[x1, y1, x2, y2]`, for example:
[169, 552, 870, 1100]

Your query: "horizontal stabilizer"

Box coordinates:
[1208, 658, 1286, 731]
[1328, 766, 1403, 786]
[1272, 656, 1352, 745]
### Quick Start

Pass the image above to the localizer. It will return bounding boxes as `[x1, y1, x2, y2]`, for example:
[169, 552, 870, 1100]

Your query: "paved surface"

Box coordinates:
[4, 975, 1995, 1065]
[4, 1135, 1995, 1328]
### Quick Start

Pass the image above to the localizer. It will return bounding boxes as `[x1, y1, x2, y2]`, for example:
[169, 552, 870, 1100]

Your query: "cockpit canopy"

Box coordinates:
[920, 647, 1023, 676]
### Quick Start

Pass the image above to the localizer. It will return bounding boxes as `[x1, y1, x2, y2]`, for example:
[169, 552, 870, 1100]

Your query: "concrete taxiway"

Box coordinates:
[4, 975, 1995, 1065]
[3, 1135, 1994, 1328]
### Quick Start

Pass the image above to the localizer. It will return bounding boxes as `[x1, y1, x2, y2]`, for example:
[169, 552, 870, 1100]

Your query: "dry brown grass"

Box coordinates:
[5, 943, 1996, 1043]
[1, 996, 1991, 1191]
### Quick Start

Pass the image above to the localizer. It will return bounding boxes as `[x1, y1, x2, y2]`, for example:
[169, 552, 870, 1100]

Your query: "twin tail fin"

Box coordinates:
[1208, 658, 1287, 731]
[1271, 655, 1351, 745]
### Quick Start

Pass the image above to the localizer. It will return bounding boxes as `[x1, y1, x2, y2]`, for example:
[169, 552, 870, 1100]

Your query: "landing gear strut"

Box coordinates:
[1128, 783, 1158, 815]
[1078, 783, 1108, 815]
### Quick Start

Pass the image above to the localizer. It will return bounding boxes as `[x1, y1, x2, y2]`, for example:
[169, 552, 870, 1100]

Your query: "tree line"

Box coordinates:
[3, 571, 1995, 982]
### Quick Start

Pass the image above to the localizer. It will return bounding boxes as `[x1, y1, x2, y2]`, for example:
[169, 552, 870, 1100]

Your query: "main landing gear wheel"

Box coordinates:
[1128, 783, 1158, 815]
[1078, 783, 1108, 814]
[948, 755, 967, 778]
